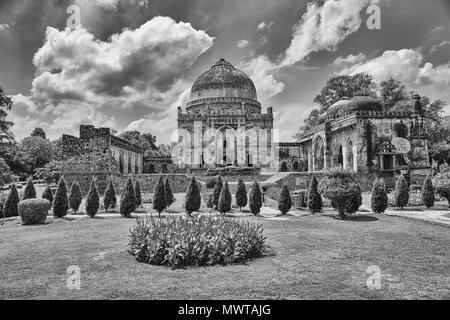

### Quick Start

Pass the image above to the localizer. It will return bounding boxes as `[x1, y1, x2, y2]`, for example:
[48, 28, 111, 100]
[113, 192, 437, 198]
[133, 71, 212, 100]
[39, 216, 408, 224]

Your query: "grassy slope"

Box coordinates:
[1, 213, 449, 300]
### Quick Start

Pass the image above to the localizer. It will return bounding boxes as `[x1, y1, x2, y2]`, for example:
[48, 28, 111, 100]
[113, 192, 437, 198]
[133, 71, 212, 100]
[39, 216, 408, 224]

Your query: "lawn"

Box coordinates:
[1, 211, 449, 300]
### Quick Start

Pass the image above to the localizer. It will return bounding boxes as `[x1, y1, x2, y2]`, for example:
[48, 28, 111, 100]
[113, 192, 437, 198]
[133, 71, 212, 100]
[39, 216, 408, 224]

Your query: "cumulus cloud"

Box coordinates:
[257, 21, 274, 32]
[237, 39, 250, 48]
[8, 16, 213, 140]
[0, 23, 11, 32]
[333, 53, 367, 66]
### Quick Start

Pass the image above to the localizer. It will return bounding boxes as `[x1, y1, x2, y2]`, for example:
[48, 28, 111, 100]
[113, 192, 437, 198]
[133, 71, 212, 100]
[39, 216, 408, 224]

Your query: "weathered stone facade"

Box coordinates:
[62, 125, 144, 174]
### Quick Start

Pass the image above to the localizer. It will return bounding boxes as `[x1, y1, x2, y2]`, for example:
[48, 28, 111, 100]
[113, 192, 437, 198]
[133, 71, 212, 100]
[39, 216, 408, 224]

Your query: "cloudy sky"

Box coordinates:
[0, 0, 449, 143]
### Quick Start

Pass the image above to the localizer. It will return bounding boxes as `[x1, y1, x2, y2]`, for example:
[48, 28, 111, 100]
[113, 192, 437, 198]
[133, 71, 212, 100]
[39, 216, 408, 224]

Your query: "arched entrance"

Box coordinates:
[313, 136, 325, 171]
[119, 152, 124, 174]
[346, 140, 354, 171]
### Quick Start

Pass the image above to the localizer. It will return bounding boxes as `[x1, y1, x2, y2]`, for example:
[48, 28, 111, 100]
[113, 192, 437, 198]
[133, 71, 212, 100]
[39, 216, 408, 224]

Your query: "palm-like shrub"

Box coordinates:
[213, 176, 223, 209]
[19, 199, 50, 225]
[42, 185, 54, 206]
[22, 177, 36, 200]
[433, 170, 450, 207]
[3, 184, 19, 218]
[53, 176, 69, 218]
[249, 181, 262, 216]
[185, 177, 201, 216]
[103, 180, 117, 212]
[318, 168, 362, 219]
[218, 182, 232, 214]
[235, 178, 248, 211]
[153, 175, 166, 217]
[394, 175, 409, 210]
[421, 176, 435, 209]
[69, 181, 82, 214]
[85, 178, 100, 218]
[130, 216, 266, 268]
[120, 177, 136, 218]
[135, 180, 142, 208]
[278, 185, 292, 215]
[165, 177, 174, 209]
[371, 179, 388, 214]
[307, 175, 322, 214]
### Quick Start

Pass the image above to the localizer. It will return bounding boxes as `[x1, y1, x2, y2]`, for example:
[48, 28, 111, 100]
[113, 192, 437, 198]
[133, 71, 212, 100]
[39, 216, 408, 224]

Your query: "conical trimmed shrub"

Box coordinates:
[249, 181, 262, 216]
[153, 175, 166, 217]
[185, 177, 201, 216]
[53, 176, 69, 218]
[165, 177, 174, 209]
[279, 161, 288, 172]
[307, 176, 322, 214]
[69, 181, 82, 214]
[120, 177, 136, 218]
[213, 176, 223, 209]
[3, 183, 19, 218]
[278, 185, 292, 215]
[22, 177, 36, 200]
[371, 179, 388, 214]
[85, 178, 100, 218]
[103, 180, 117, 213]
[42, 185, 54, 206]
[235, 178, 247, 211]
[218, 182, 232, 214]
[135, 180, 142, 208]
[394, 175, 409, 210]
[421, 176, 435, 209]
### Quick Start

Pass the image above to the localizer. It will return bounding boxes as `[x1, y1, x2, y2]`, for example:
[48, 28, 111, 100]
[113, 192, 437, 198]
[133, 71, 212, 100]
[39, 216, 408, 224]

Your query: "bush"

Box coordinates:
[135, 180, 142, 208]
[53, 176, 69, 218]
[371, 180, 388, 214]
[103, 180, 117, 212]
[0, 192, 7, 217]
[120, 177, 136, 218]
[85, 178, 100, 218]
[69, 181, 82, 214]
[185, 177, 201, 216]
[213, 176, 223, 209]
[42, 185, 54, 206]
[394, 175, 409, 209]
[153, 175, 166, 217]
[18, 199, 50, 225]
[345, 191, 362, 214]
[278, 185, 292, 215]
[205, 178, 217, 189]
[433, 170, 450, 207]
[0, 158, 13, 186]
[249, 181, 262, 216]
[2, 184, 19, 218]
[421, 176, 435, 209]
[279, 161, 288, 172]
[235, 178, 248, 211]
[129, 216, 266, 269]
[218, 182, 232, 214]
[165, 177, 174, 209]
[22, 177, 36, 200]
[307, 176, 322, 214]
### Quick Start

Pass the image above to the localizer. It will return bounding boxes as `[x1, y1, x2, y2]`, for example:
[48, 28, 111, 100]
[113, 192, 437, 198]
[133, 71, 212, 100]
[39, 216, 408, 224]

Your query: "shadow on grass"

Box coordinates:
[322, 213, 379, 222]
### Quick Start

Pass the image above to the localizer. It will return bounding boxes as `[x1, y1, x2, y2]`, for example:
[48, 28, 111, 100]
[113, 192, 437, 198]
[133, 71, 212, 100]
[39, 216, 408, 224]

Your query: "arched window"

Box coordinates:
[128, 155, 132, 174]
[119, 152, 124, 174]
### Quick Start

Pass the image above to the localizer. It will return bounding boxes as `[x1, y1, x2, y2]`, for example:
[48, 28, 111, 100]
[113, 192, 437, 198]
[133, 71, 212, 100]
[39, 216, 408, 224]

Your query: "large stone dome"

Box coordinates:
[189, 58, 257, 101]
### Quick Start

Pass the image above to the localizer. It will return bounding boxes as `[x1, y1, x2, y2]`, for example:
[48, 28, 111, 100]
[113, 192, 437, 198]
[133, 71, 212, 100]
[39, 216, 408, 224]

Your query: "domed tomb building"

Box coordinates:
[177, 58, 274, 169]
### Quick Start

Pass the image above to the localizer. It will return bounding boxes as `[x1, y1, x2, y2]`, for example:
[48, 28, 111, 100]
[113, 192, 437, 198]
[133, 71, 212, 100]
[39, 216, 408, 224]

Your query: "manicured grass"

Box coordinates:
[1, 211, 449, 300]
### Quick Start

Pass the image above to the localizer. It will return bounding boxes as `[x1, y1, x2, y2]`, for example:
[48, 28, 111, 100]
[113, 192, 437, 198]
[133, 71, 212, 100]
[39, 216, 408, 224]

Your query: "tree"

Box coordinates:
[433, 170, 450, 207]
[421, 176, 435, 209]
[371, 179, 388, 214]
[0, 158, 13, 186]
[293, 109, 321, 139]
[165, 177, 174, 209]
[120, 177, 136, 218]
[0, 87, 14, 159]
[278, 185, 292, 215]
[307, 176, 323, 214]
[218, 182, 232, 214]
[53, 176, 69, 218]
[42, 185, 54, 206]
[69, 181, 82, 214]
[185, 177, 201, 216]
[135, 180, 142, 208]
[153, 175, 166, 217]
[249, 181, 262, 216]
[103, 180, 117, 213]
[119, 131, 159, 157]
[394, 175, 409, 210]
[3, 183, 19, 218]
[22, 177, 37, 200]
[19, 136, 53, 173]
[379, 77, 408, 111]
[85, 178, 100, 218]
[235, 178, 248, 211]
[213, 176, 223, 209]
[31, 128, 46, 140]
